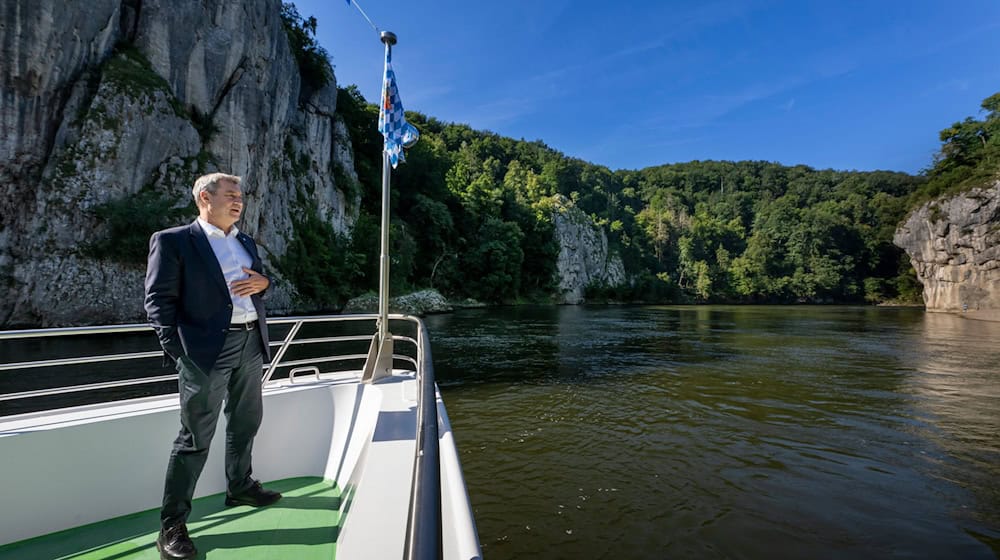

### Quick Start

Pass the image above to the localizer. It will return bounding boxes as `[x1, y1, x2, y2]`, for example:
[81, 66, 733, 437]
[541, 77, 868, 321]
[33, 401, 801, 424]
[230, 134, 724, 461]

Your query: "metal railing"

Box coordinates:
[405, 319, 443, 560]
[0, 314, 442, 559]
[0, 315, 411, 401]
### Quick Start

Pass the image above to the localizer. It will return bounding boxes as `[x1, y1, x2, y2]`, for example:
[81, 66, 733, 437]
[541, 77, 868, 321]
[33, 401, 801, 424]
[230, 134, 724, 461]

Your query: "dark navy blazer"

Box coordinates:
[144, 220, 271, 373]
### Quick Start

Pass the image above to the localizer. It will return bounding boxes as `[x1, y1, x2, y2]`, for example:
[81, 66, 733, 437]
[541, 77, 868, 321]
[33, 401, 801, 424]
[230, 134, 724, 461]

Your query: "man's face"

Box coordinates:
[202, 180, 243, 228]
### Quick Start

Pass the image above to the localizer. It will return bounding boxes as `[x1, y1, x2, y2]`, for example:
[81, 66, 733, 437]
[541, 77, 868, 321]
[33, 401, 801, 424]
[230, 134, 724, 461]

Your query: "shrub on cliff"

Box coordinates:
[280, 3, 333, 97]
[913, 91, 1000, 205]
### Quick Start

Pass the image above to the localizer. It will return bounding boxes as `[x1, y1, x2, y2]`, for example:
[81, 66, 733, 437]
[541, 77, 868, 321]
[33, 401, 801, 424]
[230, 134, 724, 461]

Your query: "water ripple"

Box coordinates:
[434, 306, 1000, 559]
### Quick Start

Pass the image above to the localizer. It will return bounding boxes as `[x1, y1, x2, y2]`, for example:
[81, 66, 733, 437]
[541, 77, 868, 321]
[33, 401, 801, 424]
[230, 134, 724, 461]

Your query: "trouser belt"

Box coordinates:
[229, 320, 256, 331]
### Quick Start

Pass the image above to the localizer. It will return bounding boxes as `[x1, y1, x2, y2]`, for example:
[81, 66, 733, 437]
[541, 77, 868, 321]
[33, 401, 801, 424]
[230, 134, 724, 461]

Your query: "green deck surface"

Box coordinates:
[0, 477, 341, 560]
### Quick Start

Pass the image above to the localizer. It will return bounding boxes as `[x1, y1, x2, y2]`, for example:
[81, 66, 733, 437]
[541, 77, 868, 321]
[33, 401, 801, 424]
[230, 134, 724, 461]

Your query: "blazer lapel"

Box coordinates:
[236, 232, 262, 271]
[188, 221, 230, 298]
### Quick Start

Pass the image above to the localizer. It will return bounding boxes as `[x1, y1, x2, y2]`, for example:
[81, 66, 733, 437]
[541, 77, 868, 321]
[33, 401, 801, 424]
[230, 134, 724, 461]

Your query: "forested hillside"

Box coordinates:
[273, 4, 1000, 311]
[327, 84, 935, 306]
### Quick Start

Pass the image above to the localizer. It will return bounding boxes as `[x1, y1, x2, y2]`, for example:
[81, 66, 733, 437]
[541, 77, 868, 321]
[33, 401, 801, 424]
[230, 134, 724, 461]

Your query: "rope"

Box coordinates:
[347, 0, 380, 34]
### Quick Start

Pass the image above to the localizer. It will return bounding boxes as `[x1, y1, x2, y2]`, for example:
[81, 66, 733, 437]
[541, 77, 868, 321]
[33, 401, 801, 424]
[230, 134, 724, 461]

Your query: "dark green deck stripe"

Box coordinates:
[0, 477, 341, 560]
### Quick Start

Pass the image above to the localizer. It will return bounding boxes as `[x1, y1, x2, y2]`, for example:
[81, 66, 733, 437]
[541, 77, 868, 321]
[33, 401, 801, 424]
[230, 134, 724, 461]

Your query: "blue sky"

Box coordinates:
[295, 0, 1000, 174]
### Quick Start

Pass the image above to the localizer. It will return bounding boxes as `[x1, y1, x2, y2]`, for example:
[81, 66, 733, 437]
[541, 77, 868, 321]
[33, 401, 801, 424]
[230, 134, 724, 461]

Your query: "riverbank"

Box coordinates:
[343, 290, 1000, 324]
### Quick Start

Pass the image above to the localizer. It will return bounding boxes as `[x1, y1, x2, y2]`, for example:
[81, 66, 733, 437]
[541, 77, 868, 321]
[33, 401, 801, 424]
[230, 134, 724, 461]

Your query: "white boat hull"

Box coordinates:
[0, 371, 480, 559]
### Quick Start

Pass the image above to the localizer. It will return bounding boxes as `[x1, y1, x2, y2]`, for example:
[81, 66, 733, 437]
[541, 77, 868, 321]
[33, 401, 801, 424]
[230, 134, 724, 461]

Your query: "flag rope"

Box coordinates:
[347, 0, 380, 34]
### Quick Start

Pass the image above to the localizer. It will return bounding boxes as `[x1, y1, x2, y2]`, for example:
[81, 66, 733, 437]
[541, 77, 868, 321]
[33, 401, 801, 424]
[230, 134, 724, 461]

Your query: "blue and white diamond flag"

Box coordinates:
[378, 50, 418, 168]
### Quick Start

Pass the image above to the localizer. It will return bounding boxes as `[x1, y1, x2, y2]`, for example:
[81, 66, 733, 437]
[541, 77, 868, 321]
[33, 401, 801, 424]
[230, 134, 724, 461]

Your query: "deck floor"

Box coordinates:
[0, 477, 341, 560]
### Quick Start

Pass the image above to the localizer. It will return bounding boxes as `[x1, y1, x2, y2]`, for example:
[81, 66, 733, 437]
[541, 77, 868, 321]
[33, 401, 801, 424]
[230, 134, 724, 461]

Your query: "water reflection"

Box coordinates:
[906, 312, 1000, 552]
[431, 306, 1000, 559]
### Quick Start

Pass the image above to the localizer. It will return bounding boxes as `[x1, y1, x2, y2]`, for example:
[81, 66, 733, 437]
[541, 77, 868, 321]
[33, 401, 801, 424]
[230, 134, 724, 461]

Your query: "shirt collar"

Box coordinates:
[197, 218, 239, 239]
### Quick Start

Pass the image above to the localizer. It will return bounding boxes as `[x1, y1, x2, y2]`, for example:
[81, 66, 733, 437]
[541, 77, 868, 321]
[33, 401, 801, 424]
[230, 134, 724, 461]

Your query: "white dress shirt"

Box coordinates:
[197, 218, 258, 323]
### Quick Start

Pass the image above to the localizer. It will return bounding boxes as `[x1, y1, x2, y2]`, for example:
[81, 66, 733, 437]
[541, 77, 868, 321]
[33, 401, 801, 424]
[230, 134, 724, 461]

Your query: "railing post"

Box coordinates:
[262, 320, 303, 383]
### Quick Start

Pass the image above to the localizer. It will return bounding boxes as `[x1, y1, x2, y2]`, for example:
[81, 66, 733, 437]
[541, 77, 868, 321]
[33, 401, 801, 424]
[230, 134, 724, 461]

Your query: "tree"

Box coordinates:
[280, 3, 333, 96]
[279, 206, 363, 311]
[464, 218, 525, 302]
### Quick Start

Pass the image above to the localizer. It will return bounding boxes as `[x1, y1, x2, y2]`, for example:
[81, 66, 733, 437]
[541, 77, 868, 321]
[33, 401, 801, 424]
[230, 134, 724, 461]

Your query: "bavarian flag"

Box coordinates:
[378, 50, 419, 168]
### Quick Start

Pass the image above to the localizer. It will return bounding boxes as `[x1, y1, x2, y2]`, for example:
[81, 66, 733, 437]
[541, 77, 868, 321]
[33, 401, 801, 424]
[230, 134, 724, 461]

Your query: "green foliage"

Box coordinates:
[332, 160, 361, 208]
[463, 218, 525, 302]
[280, 3, 333, 96]
[85, 190, 194, 265]
[332, 80, 1000, 305]
[507, 200, 559, 297]
[910, 90, 1000, 206]
[388, 221, 418, 292]
[104, 43, 186, 118]
[584, 275, 628, 302]
[337, 86, 382, 213]
[338, 103, 927, 303]
[863, 277, 887, 304]
[284, 136, 311, 178]
[348, 211, 381, 288]
[277, 204, 364, 311]
[892, 261, 924, 304]
[613, 161, 924, 303]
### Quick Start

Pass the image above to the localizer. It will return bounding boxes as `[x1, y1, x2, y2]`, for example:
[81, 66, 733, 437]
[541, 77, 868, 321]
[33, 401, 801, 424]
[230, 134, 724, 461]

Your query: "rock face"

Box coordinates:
[551, 195, 626, 304]
[893, 181, 1000, 313]
[0, 0, 359, 327]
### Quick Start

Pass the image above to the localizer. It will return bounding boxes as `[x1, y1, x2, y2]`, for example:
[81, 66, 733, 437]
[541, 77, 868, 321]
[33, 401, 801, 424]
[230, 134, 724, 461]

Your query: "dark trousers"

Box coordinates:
[161, 329, 264, 528]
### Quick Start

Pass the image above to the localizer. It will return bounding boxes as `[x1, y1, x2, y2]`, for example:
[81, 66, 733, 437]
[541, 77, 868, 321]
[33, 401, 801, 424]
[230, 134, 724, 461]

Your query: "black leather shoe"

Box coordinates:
[225, 480, 282, 507]
[156, 523, 197, 560]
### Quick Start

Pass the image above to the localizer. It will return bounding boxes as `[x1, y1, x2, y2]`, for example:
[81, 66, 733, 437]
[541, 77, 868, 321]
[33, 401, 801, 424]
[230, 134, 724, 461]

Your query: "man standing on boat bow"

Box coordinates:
[145, 172, 281, 560]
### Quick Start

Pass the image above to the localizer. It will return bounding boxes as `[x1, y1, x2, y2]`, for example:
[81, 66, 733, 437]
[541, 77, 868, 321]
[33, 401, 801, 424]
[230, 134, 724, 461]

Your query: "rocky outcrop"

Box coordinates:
[551, 195, 626, 304]
[893, 180, 1000, 315]
[0, 0, 359, 327]
[343, 289, 455, 316]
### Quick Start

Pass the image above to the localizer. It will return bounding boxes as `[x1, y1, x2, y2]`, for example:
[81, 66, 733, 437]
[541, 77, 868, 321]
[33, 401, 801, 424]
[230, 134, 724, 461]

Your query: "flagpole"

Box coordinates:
[377, 30, 396, 346]
[364, 28, 413, 383]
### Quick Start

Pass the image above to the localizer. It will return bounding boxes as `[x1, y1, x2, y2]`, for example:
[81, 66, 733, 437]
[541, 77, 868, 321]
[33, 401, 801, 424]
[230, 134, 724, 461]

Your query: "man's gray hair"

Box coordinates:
[192, 172, 241, 205]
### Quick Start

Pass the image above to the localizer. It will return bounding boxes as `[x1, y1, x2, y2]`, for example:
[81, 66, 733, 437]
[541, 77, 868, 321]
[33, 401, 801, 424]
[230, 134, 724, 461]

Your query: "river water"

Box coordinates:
[424, 305, 1000, 560]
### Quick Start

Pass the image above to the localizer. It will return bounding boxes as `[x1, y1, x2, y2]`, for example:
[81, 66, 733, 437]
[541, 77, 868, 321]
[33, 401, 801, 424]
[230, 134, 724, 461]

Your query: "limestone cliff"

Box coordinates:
[893, 180, 1000, 315]
[551, 195, 626, 304]
[0, 0, 359, 327]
